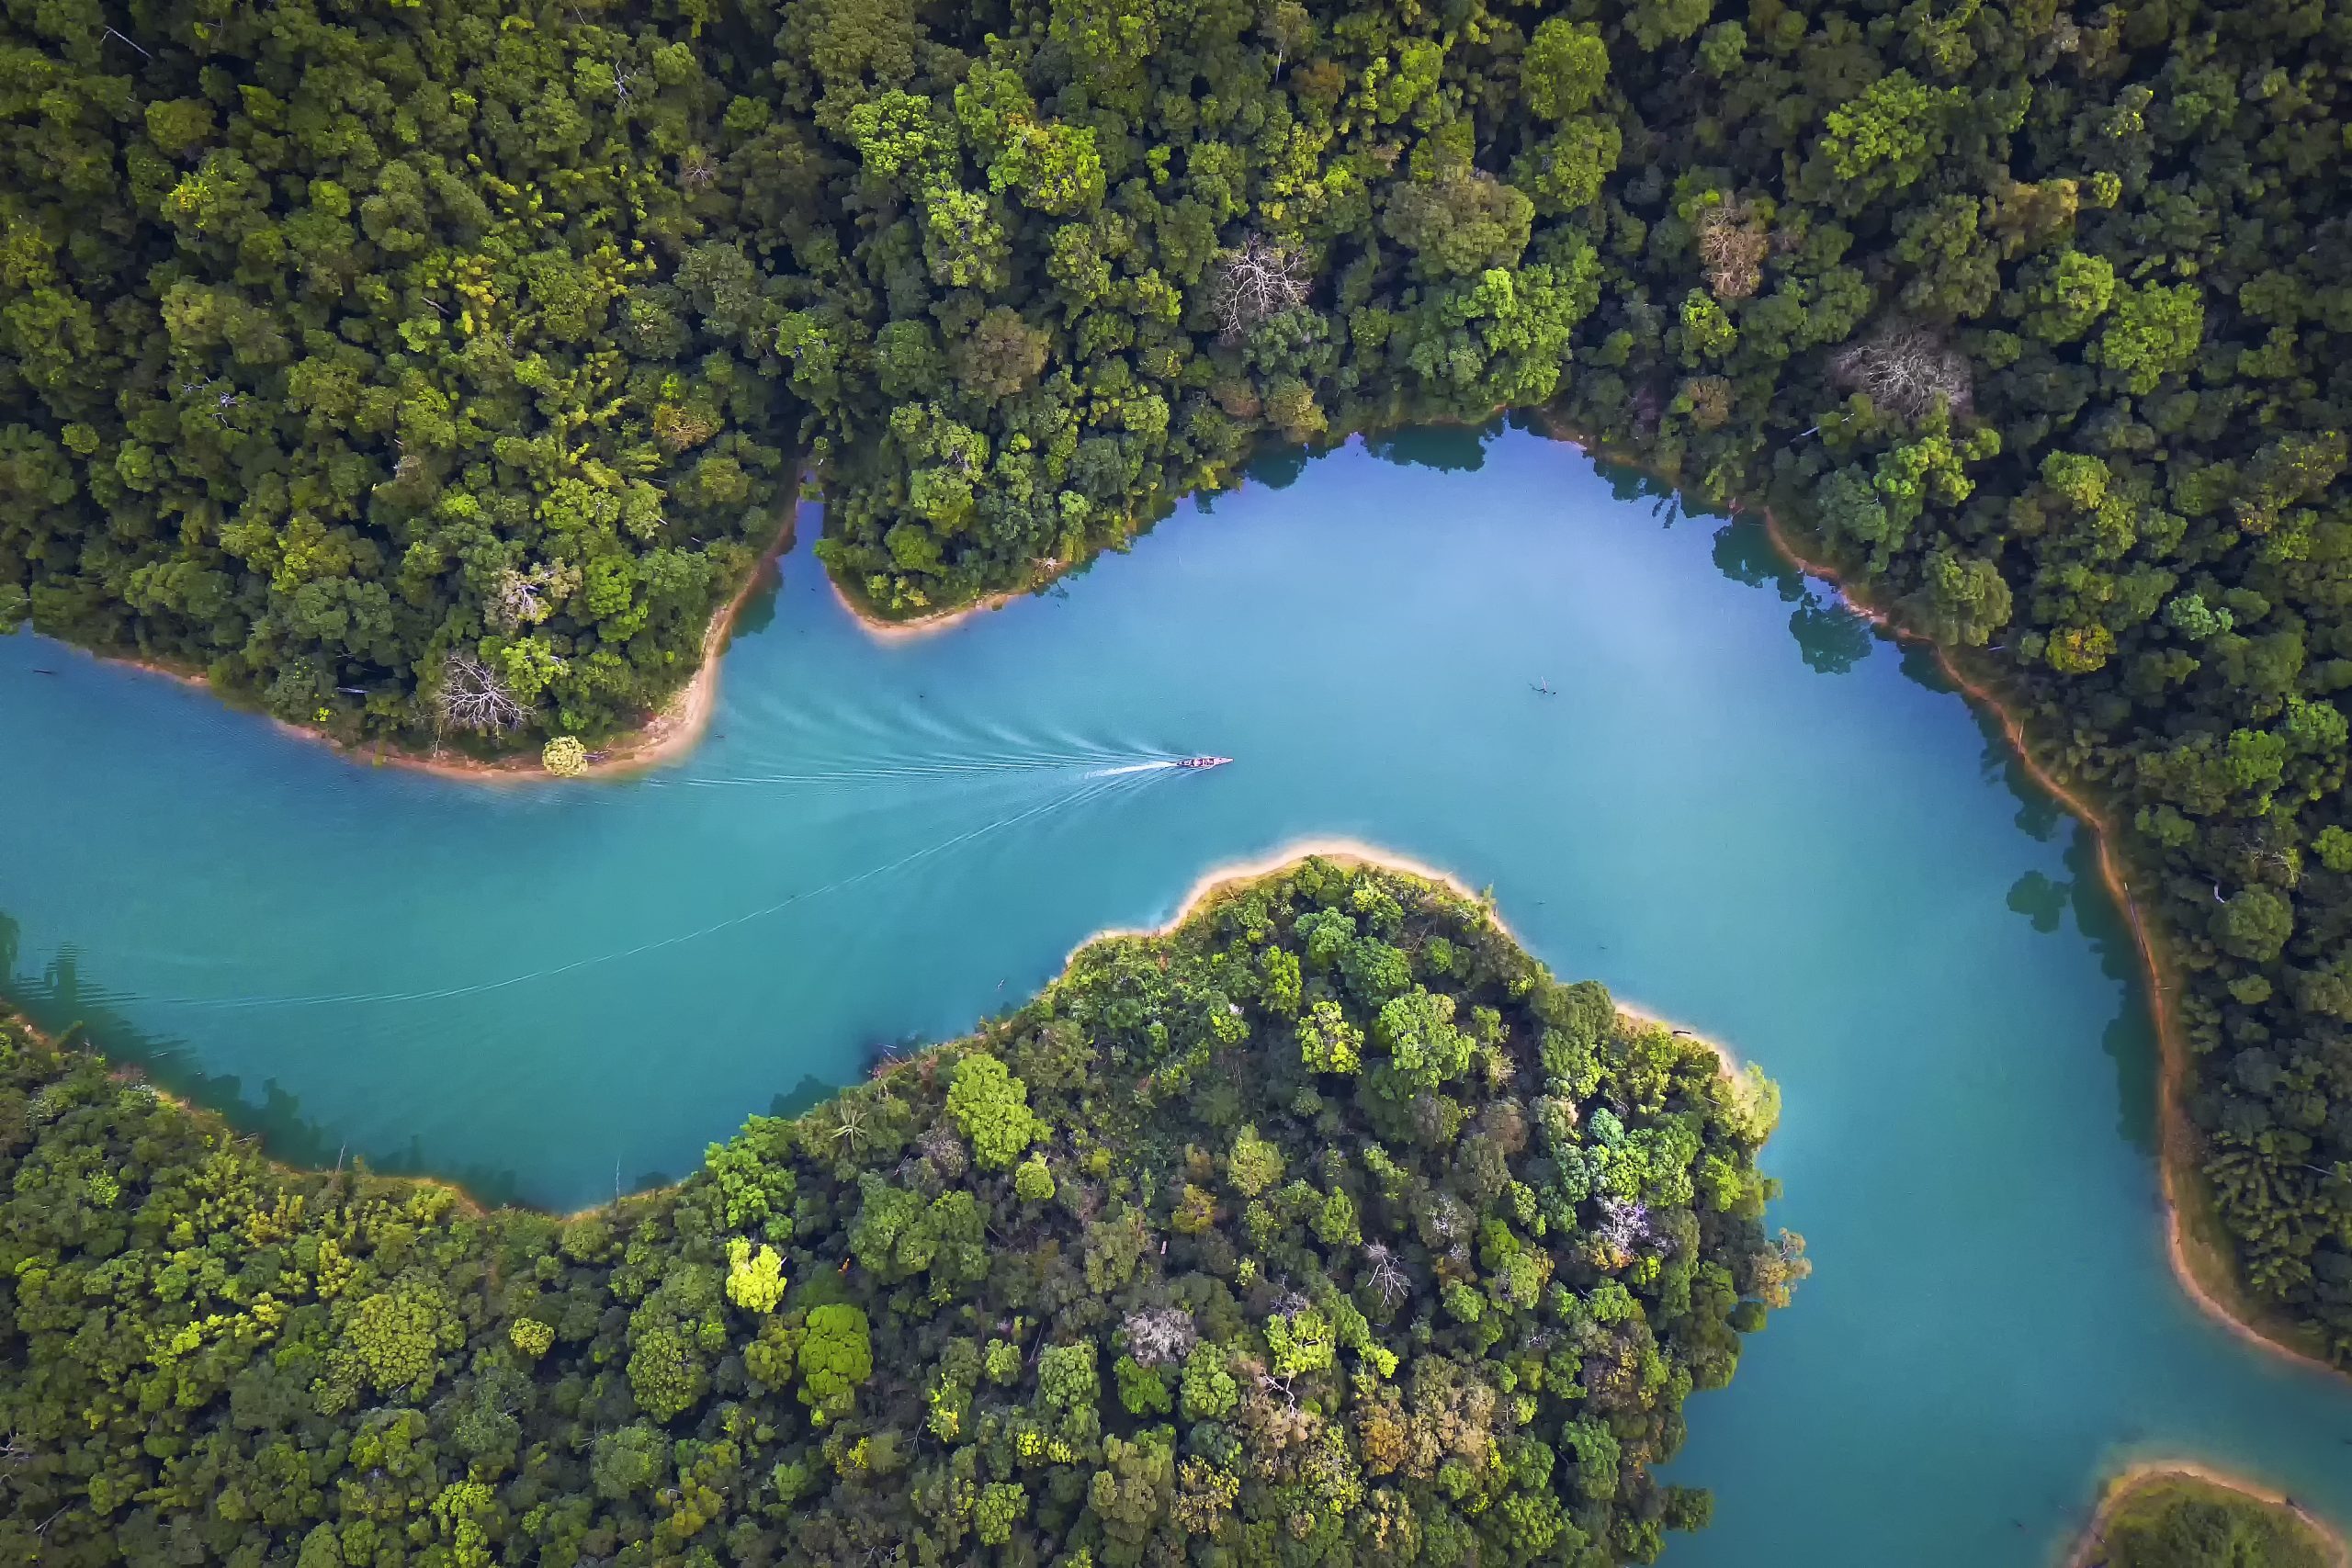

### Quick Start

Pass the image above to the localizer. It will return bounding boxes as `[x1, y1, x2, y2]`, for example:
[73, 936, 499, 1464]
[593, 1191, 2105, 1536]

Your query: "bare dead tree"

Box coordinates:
[1694, 202, 1770, 300]
[1420, 1190, 1467, 1247]
[916, 1121, 967, 1180]
[1596, 1197, 1654, 1257]
[435, 651, 527, 734]
[491, 569, 545, 634]
[1208, 232, 1310, 339]
[1362, 1241, 1411, 1306]
[1829, 323, 1974, 422]
[489, 560, 577, 634]
[1121, 1306, 1200, 1367]
[678, 146, 718, 193]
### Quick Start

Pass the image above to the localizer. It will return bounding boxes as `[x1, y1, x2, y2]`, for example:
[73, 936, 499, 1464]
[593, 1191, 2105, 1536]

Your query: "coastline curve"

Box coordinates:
[1065, 835, 1747, 1077]
[73, 506, 797, 787]
[2064, 1462, 2351, 1568]
[1753, 503, 2346, 1387]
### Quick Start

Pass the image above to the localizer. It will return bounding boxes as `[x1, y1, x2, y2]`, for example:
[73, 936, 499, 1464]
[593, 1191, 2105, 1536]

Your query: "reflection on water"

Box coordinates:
[2008, 871, 2071, 934]
[2, 422, 2349, 1562]
[0, 919, 540, 1206]
[1708, 515, 1873, 674]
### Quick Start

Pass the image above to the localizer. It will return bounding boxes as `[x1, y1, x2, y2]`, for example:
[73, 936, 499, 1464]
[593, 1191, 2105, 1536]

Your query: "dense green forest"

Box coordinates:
[0, 0, 2348, 1373]
[2080, 1471, 2343, 1568]
[0, 859, 1802, 1566]
[0, 0, 805, 750]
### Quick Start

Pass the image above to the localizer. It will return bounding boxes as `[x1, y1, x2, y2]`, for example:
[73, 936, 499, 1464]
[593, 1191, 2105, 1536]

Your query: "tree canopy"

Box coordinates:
[2081, 1471, 2341, 1568]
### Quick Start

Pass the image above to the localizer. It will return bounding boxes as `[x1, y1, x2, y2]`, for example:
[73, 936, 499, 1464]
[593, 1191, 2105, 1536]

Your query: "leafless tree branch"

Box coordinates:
[1121, 1306, 1200, 1367]
[1695, 203, 1770, 300]
[1362, 1241, 1411, 1306]
[1208, 232, 1310, 339]
[1829, 323, 1974, 422]
[434, 651, 527, 734]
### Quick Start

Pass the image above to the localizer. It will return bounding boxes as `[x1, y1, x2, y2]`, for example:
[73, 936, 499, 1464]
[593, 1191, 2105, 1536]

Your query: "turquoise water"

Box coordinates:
[2, 425, 2346, 1560]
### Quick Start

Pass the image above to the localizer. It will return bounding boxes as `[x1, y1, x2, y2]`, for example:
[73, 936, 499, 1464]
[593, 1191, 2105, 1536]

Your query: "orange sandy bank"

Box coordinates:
[2065, 1462, 2349, 1568]
[826, 570, 1036, 642]
[1751, 505, 2345, 1386]
[90, 512, 795, 786]
[1064, 838, 1745, 1075]
[1065, 836, 1502, 961]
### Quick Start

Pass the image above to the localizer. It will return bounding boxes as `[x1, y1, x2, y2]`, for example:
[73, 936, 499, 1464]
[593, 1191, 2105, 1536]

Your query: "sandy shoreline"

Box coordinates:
[82, 508, 797, 785]
[1748, 504, 2345, 1385]
[1532, 405, 2339, 1381]
[827, 570, 1035, 641]
[1064, 836, 1507, 962]
[1061, 836, 1745, 1076]
[2064, 1461, 2349, 1568]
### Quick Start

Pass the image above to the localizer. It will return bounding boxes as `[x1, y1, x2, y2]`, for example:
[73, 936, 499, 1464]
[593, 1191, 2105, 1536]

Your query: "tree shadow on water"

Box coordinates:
[0, 908, 941, 1210]
[1996, 835, 2161, 1156]
[1593, 457, 1670, 507]
[1974, 716, 2069, 845]
[0, 908, 537, 1206]
[1820, 584, 2160, 1161]
[2007, 870, 2070, 933]
[2066, 826, 2165, 1158]
[1709, 517, 1874, 674]
[1712, 518, 1806, 601]
[769, 1072, 837, 1122]
[1238, 441, 1323, 491]
[733, 566, 783, 638]
[1236, 421, 1502, 496]
[1789, 597, 1874, 675]
[1365, 423, 1498, 473]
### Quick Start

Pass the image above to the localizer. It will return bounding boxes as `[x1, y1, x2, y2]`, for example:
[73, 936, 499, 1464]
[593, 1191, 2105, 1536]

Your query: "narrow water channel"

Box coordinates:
[2, 424, 2346, 1562]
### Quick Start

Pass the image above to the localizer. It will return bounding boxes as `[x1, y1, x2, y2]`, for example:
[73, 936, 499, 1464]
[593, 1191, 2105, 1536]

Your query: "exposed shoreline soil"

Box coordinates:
[1063, 836, 1745, 1077]
[827, 570, 1036, 641]
[1752, 504, 2343, 1385]
[2064, 1462, 2349, 1568]
[1521, 408, 2336, 1382]
[80, 508, 797, 785]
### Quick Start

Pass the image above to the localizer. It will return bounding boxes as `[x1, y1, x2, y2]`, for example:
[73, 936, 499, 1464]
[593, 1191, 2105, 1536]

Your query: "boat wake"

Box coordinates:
[1089, 756, 1230, 777]
[134, 761, 1191, 1015]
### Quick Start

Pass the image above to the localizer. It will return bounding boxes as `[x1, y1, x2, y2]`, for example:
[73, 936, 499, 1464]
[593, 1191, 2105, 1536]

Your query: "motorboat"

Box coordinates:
[1176, 756, 1232, 770]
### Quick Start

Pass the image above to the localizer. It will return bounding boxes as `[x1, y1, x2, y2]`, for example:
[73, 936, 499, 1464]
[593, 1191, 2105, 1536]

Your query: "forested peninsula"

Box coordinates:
[0, 858, 1803, 1566]
[0, 0, 2346, 1385]
[2071, 1466, 2348, 1568]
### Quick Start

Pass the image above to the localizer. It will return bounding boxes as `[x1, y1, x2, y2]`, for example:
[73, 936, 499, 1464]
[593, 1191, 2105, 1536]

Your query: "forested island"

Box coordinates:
[0, 858, 1802, 1565]
[2072, 1467, 2347, 1568]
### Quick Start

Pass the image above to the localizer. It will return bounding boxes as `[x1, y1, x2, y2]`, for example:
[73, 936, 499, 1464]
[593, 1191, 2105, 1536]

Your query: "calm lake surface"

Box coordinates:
[3, 425, 2347, 1561]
